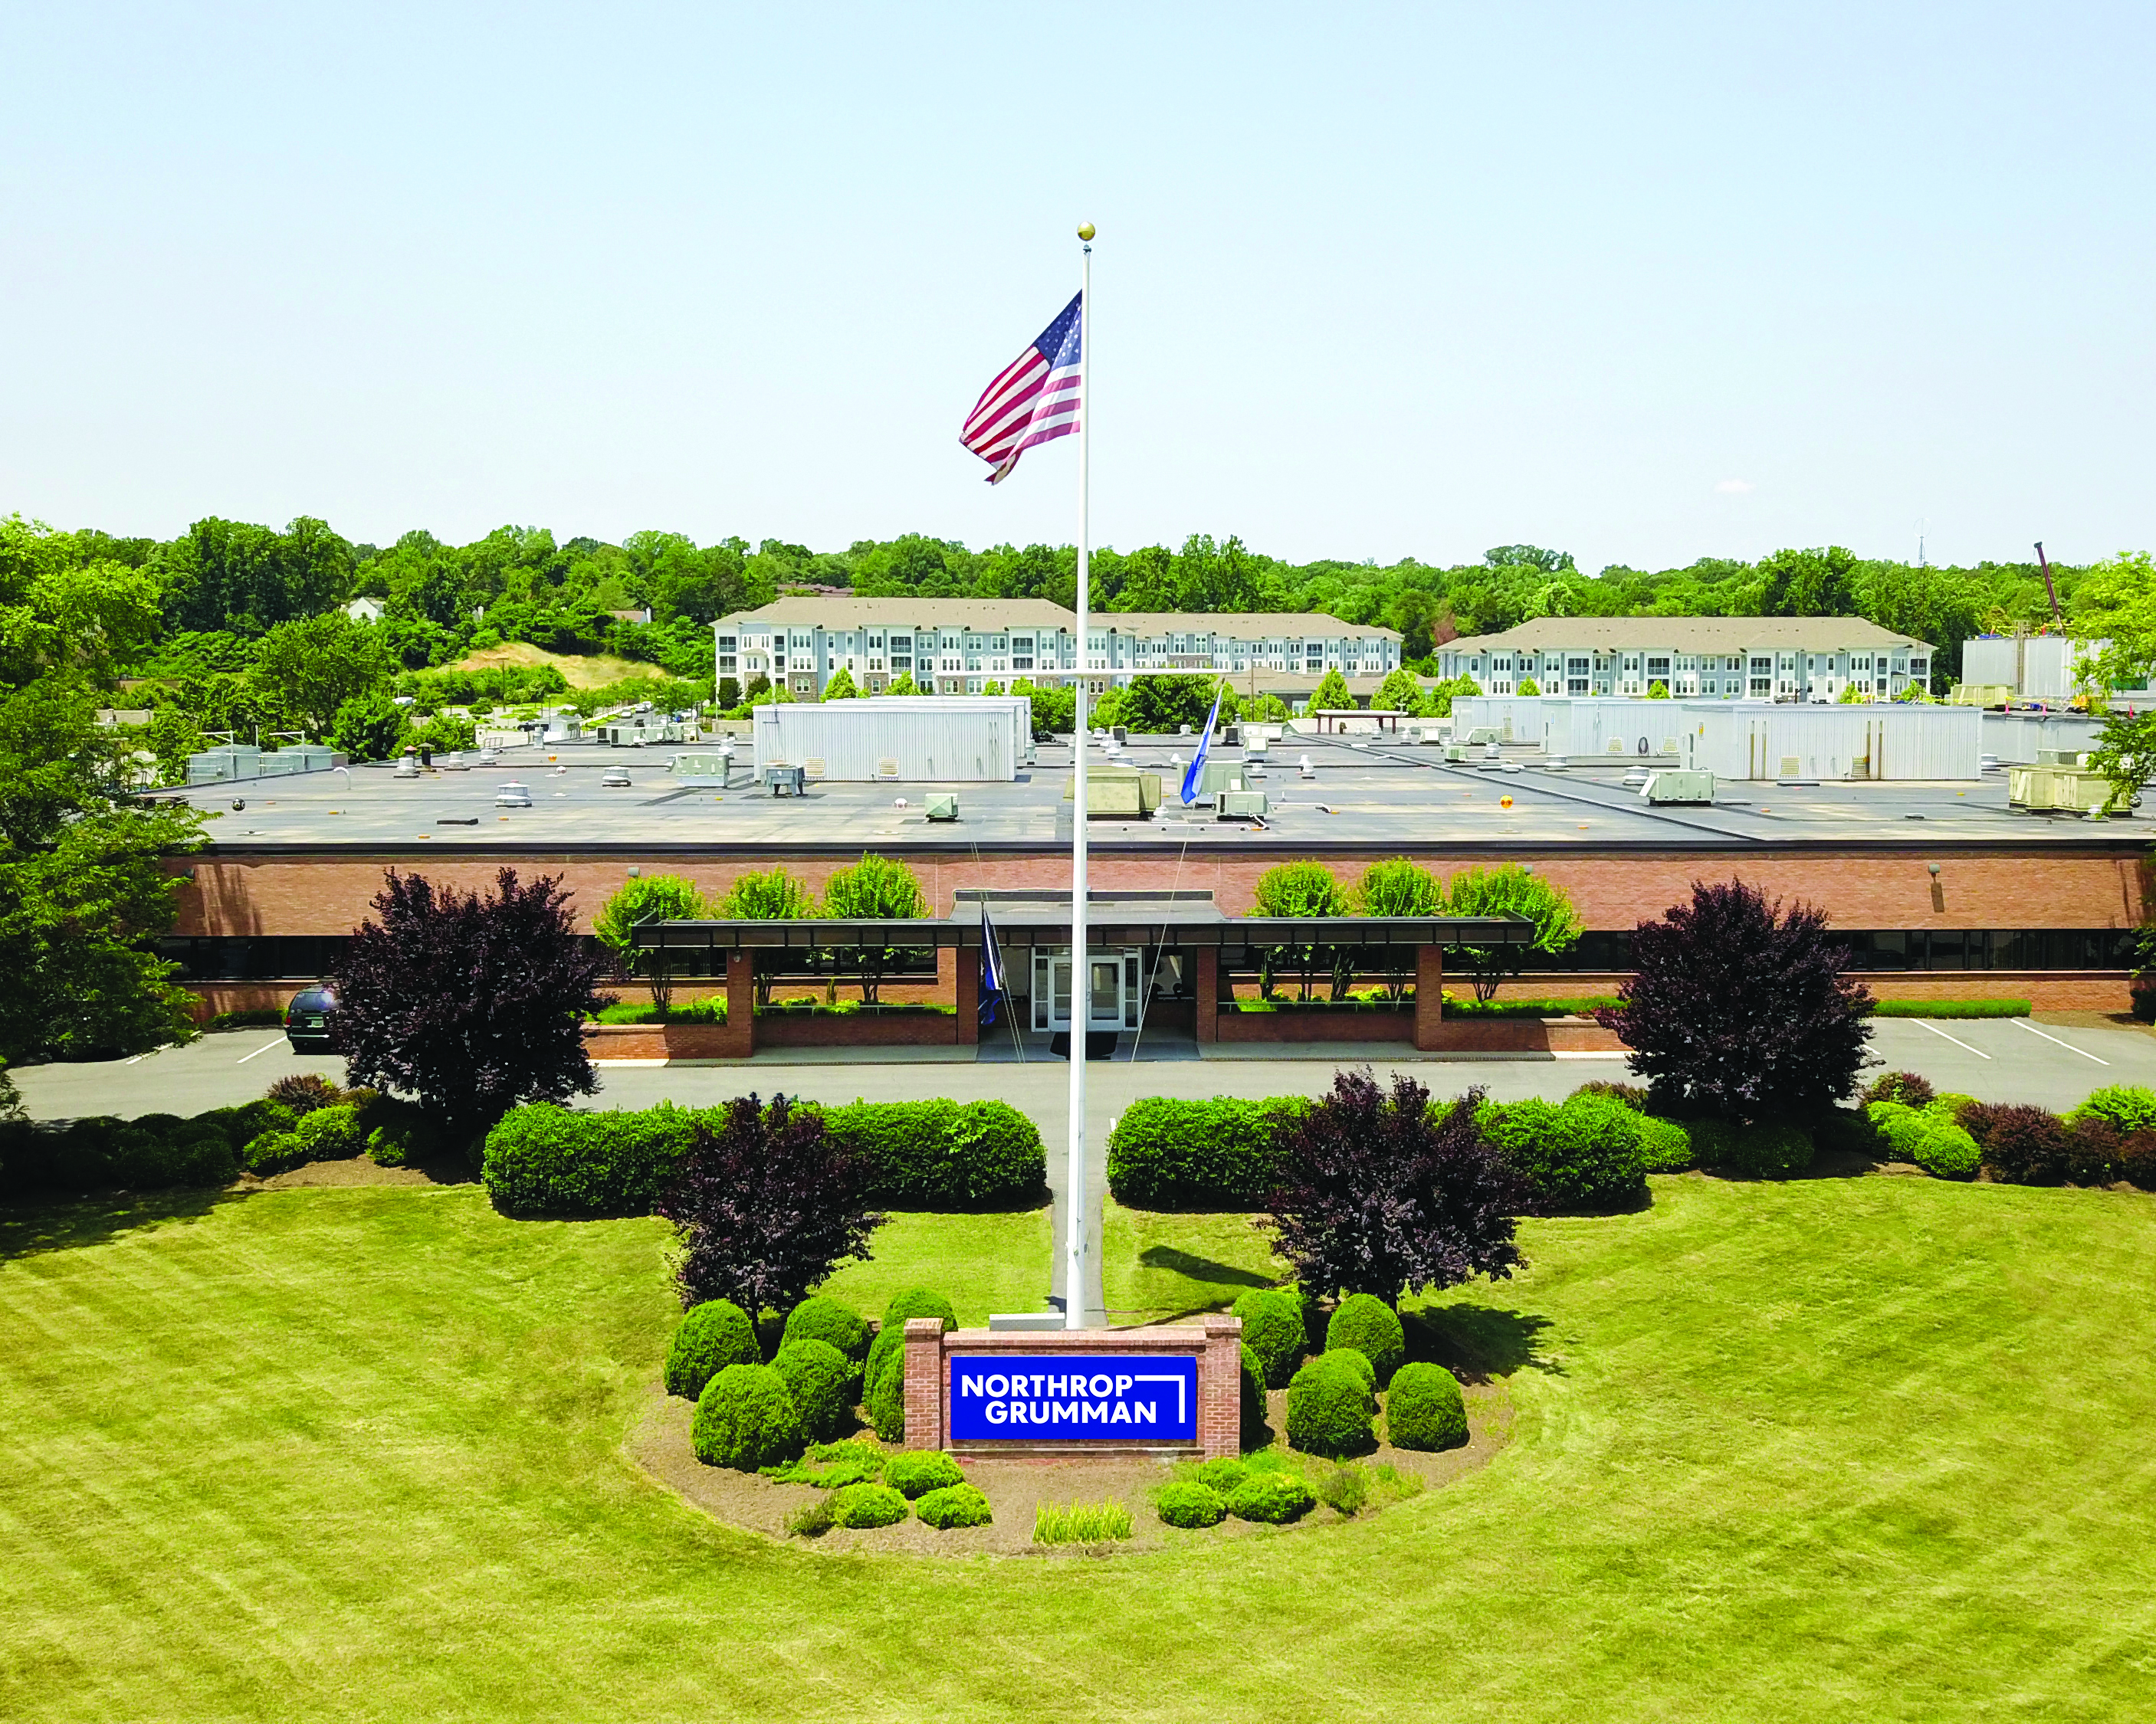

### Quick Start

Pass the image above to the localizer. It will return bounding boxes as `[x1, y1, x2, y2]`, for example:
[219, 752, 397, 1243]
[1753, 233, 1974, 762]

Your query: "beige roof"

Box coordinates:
[1445, 616, 1930, 653]
[717, 598, 1396, 641]
[716, 597, 1076, 630]
[1100, 611, 1399, 643]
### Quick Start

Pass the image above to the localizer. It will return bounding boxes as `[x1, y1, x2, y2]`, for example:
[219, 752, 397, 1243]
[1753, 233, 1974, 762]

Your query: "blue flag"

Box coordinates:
[979, 906, 1008, 1028]
[1180, 681, 1227, 805]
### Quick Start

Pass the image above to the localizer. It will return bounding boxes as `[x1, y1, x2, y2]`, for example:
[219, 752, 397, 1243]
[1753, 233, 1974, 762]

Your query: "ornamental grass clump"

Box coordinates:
[1153, 1480, 1227, 1528]
[1232, 1287, 1308, 1388]
[1033, 1499, 1134, 1545]
[882, 1450, 965, 1499]
[1285, 1352, 1377, 1459]
[828, 1482, 909, 1529]
[663, 1298, 760, 1399]
[1325, 1293, 1406, 1385]
[691, 1363, 804, 1471]
[1225, 1472, 1315, 1524]
[914, 1483, 993, 1529]
[771, 1338, 855, 1440]
[1386, 1362, 1469, 1450]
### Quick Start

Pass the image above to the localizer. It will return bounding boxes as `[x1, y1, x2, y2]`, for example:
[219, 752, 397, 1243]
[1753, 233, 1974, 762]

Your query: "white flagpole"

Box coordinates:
[1066, 222, 1093, 1330]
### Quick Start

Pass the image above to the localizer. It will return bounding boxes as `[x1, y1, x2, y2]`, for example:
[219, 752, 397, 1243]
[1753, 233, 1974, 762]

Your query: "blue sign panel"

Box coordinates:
[947, 1354, 1199, 1443]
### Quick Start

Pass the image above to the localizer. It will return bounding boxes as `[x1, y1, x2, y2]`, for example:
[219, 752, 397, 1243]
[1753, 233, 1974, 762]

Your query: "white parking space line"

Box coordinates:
[2012, 1019, 2110, 1066]
[236, 1036, 288, 1064]
[1910, 1018, 1990, 1060]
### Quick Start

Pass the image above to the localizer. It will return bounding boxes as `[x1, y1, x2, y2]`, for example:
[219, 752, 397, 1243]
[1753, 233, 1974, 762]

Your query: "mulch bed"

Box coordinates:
[628, 1378, 1508, 1558]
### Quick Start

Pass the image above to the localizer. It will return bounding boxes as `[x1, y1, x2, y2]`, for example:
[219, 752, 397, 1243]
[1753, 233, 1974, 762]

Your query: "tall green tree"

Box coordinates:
[593, 874, 714, 1017]
[253, 611, 394, 736]
[0, 517, 203, 1063]
[1306, 667, 1354, 712]
[1439, 864, 1585, 1002]
[820, 854, 929, 1006]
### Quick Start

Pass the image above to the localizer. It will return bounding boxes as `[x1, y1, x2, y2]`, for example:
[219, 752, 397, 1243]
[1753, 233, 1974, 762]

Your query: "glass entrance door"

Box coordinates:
[1032, 948, 1141, 1032]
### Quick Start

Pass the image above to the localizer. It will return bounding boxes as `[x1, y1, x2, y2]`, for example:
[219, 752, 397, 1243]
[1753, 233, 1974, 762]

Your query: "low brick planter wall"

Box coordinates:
[1439, 1016, 1626, 1054]
[582, 1021, 748, 1060]
[1216, 1007, 1415, 1043]
[756, 1011, 960, 1048]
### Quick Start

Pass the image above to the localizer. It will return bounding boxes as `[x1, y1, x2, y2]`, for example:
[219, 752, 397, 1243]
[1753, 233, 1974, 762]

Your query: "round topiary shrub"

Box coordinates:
[665, 1299, 761, 1399]
[1911, 1120, 1980, 1180]
[1193, 1456, 1248, 1494]
[1225, 1472, 1315, 1523]
[783, 1295, 871, 1365]
[863, 1338, 907, 1442]
[1238, 1343, 1268, 1445]
[1636, 1116, 1694, 1173]
[1386, 1362, 1469, 1451]
[1326, 1345, 1376, 1392]
[882, 1287, 958, 1330]
[1155, 1480, 1227, 1528]
[829, 1482, 909, 1528]
[1722, 1122, 1813, 1178]
[1285, 1352, 1377, 1459]
[1324, 1293, 1406, 1385]
[691, 1362, 804, 1470]
[771, 1338, 854, 1440]
[883, 1450, 965, 1499]
[914, 1482, 993, 1529]
[1232, 1286, 1307, 1388]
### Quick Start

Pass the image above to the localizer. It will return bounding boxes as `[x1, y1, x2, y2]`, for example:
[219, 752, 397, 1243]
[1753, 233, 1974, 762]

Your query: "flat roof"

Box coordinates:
[147, 734, 2143, 857]
[1446, 618, 1931, 653]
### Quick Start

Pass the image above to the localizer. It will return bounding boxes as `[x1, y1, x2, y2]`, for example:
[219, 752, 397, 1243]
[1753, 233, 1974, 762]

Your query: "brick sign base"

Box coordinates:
[903, 1316, 1242, 1460]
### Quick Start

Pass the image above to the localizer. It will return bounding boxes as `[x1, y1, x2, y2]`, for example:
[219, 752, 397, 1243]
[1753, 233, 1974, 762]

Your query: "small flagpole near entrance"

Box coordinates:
[1066, 221, 1094, 1331]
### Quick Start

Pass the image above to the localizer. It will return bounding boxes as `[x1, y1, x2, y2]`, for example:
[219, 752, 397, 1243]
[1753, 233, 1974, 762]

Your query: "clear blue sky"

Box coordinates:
[3, 2, 2148, 572]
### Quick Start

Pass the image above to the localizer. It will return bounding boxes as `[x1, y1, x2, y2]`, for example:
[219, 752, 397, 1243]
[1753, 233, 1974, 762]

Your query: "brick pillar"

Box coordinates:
[1199, 1313, 1242, 1460]
[1413, 944, 1445, 1052]
[721, 949, 756, 1058]
[902, 1318, 947, 1450]
[1193, 948, 1219, 1044]
[943, 944, 979, 1045]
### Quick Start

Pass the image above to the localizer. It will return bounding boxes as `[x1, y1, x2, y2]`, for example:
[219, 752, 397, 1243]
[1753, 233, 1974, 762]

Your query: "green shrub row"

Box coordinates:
[0, 1086, 437, 1199]
[482, 1097, 1046, 1217]
[1870, 999, 2032, 1019]
[1104, 1096, 1298, 1209]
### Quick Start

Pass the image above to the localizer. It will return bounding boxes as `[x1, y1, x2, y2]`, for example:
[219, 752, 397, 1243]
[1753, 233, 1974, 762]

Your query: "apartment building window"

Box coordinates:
[1646, 656, 1669, 680]
[715, 634, 737, 675]
[1011, 635, 1035, 670]
[1748, 656, 1774, 697]
[1566, 655, 1590, 696]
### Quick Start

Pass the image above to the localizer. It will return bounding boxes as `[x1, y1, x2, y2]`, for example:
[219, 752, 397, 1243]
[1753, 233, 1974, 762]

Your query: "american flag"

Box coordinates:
[959, 292, 1081, 483]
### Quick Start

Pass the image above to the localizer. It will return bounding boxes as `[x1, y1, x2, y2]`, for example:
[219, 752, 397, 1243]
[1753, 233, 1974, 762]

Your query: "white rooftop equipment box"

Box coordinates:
[751, 695, 1032, 782]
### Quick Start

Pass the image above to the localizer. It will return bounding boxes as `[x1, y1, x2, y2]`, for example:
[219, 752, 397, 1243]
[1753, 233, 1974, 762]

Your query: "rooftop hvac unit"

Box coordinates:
[924, 792, 959, 821]
[1199, 760, 1242, 798]
[1218, 789, 1268, 819]
[1645, 770, 1715, 805]
[1443, 742, 1468, 762]
[1246, 736, 1270, 759]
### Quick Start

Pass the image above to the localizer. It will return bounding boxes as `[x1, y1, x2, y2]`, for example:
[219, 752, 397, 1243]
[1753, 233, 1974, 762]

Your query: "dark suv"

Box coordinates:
[284, 985, 339, 1052]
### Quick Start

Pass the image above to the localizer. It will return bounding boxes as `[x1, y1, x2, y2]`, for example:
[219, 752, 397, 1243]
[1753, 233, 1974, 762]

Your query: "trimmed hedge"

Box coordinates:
[1482, 1093, 1647, 1211]
[1872, 998, 2031, 1018]
[1285, 1352, 1377, 1458]
[1386, 1362, 1469, 1450]
[819, 1099, 1045, 1207]
[0, 1111, 244, 1198]
[1326, 1345, 1377, 1392]
[482, 1098, 1044, 1216]
[861, 1290, 957, 1444]
[883, 1450, 965, 1499]
[1104, 1096, 1297, 1209]
[665, 1299, 760, 1399]
[295, 1103, 366, 1160]
[1325, 1295, 1406, 1386]
[914, 1482, 993, 1529]
[782, 1296, 871, 1366]
[1226, 1472, 1315, 1523]
[1867, 1101, 1979, 1179]
[1691, 1119, 1814, 1178]
[1155, 1480, 1227, 1528]
[691, 1363, 803, 1470]
[241, 1130, 308, 1176]
[1193, 1457, 1249, 1494]
[828, 1482, 909, 1528]
[771, 1338, 855, 1440]
[1232, 1286, 1308, 1388]
[1239, 1343, 1267, 1443]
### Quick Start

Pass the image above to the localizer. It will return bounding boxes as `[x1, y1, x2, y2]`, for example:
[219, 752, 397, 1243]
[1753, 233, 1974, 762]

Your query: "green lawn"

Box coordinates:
[6, 1175, 2156, 1719]
[1100, 1198, 1287, 1322]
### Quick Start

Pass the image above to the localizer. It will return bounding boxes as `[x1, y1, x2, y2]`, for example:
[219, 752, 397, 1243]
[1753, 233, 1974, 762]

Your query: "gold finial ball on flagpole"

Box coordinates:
[1077, 222, 1095, 241]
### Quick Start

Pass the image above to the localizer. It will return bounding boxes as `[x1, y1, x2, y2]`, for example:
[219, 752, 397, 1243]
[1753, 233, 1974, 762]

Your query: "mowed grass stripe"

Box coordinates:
[5, 1178, 2156, 1719]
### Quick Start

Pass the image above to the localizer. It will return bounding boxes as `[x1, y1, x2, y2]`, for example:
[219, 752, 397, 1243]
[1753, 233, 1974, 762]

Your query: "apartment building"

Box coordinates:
[1435, 618, 1933, 702]
[714, 600, 1401, 698]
